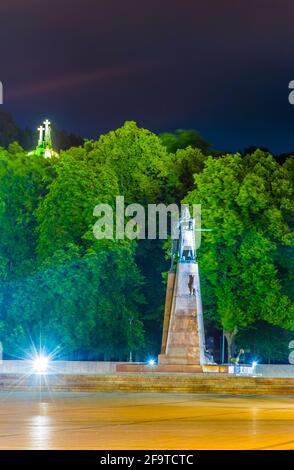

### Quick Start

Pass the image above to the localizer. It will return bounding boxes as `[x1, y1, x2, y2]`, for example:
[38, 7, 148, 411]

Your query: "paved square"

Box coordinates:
[0, 392, 293, 450]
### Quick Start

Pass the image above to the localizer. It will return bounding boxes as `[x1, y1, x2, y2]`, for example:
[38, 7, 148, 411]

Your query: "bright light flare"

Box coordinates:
[33, 355, 49, 374]
[147, 358, 156, 367]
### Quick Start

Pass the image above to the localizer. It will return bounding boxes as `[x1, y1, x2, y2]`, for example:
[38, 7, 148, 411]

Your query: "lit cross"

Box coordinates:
[37, 125, 44, 145]
[43, 119, 51, 135]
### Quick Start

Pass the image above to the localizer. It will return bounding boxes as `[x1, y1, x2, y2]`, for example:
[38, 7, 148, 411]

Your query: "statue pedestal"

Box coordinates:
[116, 363, 203, 373]
[158, 263, 205, 368]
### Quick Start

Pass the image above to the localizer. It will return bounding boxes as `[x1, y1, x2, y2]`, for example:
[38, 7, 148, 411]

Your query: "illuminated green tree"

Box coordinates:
[185, 150, 294, 359]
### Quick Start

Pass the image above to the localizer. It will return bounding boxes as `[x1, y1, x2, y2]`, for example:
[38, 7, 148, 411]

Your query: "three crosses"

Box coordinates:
[38, 119, 51, 146]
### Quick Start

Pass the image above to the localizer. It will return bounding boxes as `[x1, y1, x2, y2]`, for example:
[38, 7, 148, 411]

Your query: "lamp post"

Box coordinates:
[221, 329, 225, 364]
[129, 317, 133, 362]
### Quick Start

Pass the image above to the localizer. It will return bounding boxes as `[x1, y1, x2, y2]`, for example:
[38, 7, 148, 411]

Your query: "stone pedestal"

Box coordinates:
[158, 263, 205, 367]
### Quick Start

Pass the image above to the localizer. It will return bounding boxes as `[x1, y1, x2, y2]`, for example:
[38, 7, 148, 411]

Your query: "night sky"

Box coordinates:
[1, 0, 294, 153]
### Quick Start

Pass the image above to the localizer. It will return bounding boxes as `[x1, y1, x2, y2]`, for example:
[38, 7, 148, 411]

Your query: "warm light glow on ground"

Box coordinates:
[0, 392, 293, 450]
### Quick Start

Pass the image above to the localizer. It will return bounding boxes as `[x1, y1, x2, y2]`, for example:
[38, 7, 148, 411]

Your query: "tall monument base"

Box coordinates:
[116, 260, 209, 374]
[158, 262, 206, 368]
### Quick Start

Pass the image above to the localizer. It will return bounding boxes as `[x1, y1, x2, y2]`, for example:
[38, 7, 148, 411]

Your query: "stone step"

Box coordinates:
[1, 373, 294, 384]
[0, 374, 293, 395]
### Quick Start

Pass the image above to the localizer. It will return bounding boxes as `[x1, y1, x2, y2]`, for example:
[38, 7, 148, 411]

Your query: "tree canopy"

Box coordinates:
[185, 150, 294, 358]
[0, 121, 293, 362]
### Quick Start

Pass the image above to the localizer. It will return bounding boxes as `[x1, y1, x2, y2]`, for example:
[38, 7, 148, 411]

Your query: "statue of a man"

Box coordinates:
[179, 207, 196, 262]
[170, 207, 197, 269]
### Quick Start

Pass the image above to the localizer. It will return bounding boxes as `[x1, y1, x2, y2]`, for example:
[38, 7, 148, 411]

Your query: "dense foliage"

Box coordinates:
[185, 151, 294, 358]
[0, 120, 293, 362]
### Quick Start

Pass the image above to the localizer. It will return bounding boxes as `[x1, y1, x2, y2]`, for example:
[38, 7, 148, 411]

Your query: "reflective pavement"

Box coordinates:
[0, 392, 293, 449]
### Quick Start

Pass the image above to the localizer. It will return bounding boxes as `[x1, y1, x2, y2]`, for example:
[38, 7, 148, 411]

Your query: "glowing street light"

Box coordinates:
[147, 358, 156, 367]
[33, 355, 49, 374]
